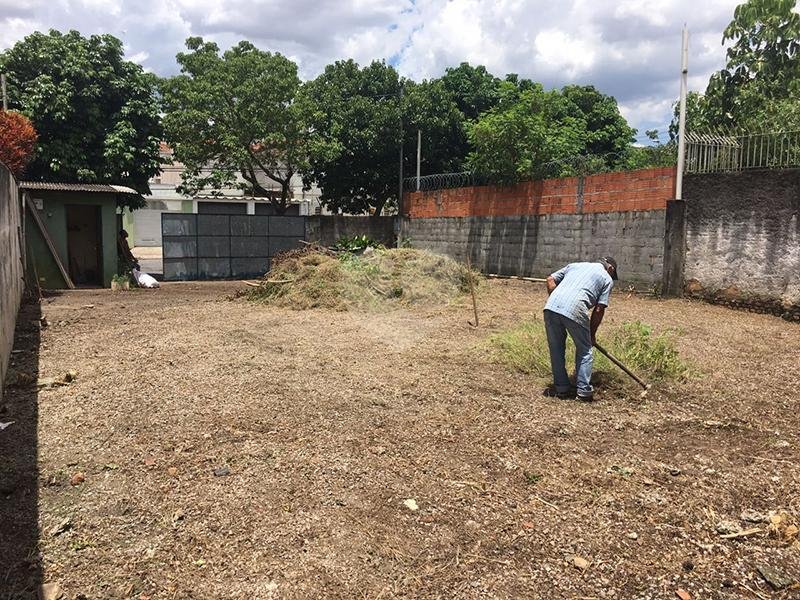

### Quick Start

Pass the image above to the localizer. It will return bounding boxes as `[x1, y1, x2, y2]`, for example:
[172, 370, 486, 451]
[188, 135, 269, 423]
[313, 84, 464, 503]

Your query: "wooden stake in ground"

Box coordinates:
[466, 256, 479, 328]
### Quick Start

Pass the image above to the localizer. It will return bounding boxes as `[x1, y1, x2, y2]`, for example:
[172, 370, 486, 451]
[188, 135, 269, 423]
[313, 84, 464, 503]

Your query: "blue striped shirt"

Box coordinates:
[544, 262, 613, 329]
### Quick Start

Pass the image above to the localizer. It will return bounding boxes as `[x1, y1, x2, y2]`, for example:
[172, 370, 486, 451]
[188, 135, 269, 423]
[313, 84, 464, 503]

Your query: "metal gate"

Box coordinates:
[161, 214, 306, 280]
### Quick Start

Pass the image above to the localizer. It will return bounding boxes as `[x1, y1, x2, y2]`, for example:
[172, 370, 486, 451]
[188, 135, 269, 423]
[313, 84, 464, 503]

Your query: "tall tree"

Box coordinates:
[0, 30, 161, 204]
[0, 111, 37, 179]
[401, 79, 466, 177]
[161, 38, 309, 214]
[438, 63, 502, 121]
[466, 83, 634, 182]
[301, 60, 403, 215]
[560, 85, 634, 159]
[687, 0, 800, 130]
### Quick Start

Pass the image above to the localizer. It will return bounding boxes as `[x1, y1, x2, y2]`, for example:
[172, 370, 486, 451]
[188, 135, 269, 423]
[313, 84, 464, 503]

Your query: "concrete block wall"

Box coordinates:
[400, 167, 674, 287]
[0, 163, 24, 401]
[306, 216, 397, 247]
[404, 210, 665, 286]
[684, 170, 800, 317]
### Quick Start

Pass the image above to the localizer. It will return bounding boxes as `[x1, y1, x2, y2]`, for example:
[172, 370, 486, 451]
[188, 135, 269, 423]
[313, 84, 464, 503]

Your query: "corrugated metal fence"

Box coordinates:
[162, 214, 306, 280]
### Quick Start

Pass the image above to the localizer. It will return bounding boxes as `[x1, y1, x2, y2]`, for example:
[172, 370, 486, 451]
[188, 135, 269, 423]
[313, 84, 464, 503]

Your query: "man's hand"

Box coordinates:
[590, 304, 606, 346]
[546, 276, 558, 295]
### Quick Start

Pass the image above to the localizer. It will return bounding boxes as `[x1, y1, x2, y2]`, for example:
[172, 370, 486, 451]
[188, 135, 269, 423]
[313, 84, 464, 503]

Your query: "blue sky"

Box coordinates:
[0, 0, 743, 139]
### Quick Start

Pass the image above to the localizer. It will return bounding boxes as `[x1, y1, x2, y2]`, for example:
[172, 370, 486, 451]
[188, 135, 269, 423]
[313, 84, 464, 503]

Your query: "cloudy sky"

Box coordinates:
[1, 0, 741, 140]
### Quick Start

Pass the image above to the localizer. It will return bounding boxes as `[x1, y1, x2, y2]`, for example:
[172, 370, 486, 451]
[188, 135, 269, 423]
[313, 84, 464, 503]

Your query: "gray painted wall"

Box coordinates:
[0, 163, 24, 401]
[404, 211, 666, 286]
[684, 170, 800, 312]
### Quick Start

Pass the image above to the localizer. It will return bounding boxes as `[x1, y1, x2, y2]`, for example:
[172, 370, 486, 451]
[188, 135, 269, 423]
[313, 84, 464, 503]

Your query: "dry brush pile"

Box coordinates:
[244, 246, 478, 311]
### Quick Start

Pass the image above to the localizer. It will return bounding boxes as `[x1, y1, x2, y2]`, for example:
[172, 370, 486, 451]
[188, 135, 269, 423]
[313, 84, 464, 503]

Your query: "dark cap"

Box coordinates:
[600, 256, 619, 280]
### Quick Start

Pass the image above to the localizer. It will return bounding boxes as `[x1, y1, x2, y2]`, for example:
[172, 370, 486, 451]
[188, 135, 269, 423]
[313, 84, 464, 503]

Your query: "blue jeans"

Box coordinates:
[543, 309, 594, 398]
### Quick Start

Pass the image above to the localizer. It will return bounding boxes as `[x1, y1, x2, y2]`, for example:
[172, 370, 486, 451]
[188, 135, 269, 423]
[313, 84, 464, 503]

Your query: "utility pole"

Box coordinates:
[675, 25, 689, 200]
[397, 86, 404, 212]
[416, 129, 422, 191]
[1, 74, 7, 111]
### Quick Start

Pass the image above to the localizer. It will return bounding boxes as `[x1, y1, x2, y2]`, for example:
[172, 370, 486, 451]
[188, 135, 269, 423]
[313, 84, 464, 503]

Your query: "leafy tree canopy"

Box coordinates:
[682, 0, 800, 131]
[438, 62, 502, 121]
[161, 38, 309, 214]
[0, 110, 38, 179]
[401, 78, 467, 177]
[301, 60, 404, 215]
[466, 83, 634, 182]
[0, 30, 161, 206]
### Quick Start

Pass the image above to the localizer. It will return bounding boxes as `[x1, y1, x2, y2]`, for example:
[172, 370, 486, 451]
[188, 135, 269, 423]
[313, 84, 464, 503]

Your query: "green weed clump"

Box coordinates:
[490, 319, 690, 385]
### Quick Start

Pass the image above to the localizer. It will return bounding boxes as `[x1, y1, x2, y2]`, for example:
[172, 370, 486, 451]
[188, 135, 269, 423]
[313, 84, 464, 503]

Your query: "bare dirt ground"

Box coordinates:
[2, 280, 799, 599]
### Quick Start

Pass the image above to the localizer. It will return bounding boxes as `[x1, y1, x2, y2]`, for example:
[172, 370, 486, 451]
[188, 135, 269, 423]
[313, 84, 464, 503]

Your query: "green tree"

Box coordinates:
[0, 30, 161, 205]
[161, 38, 308, 214]
[466, 83, 634, 182]
[301, 59, 403, 215]
[685, 0, 800, 131]
[560, 85, 634, 159]
[438, 62, 502, 121]
[625, 130, 677, 170]
[401, 79, 466, 177]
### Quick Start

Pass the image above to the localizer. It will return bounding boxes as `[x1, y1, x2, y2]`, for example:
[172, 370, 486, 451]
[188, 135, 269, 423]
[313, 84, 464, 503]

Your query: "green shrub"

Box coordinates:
[333, 234, 384, 252]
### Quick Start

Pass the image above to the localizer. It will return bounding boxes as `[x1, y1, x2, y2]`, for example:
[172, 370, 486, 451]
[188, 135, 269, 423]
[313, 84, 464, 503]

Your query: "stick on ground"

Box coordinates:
[486, 273, 547, 283]
[466, 256, 479, 327]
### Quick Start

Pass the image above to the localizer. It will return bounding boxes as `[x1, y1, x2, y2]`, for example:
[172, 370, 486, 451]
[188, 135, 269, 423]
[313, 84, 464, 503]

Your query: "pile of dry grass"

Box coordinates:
[246, 247, 476, 310]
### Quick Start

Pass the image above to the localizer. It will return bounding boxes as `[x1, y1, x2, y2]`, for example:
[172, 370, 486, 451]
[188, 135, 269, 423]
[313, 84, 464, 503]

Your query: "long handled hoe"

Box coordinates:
[594, 342, 651, 396]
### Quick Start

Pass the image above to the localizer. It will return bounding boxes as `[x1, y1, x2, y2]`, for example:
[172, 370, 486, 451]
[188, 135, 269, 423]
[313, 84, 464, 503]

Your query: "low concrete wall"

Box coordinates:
[306, 216, 397, 247]
[0, 163, 24, 399]
[404, 210, 666, 286]
[684, 170, 800, 319]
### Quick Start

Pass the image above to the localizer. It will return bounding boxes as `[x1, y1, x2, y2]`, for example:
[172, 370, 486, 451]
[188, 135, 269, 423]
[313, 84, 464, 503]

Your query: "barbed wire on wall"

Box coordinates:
[404, 145, 678, 193]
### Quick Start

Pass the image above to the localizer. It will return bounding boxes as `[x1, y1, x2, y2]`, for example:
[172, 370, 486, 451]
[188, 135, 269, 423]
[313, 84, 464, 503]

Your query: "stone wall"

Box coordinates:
[684, 169, 800, 319]
[0, 162, 24, 399]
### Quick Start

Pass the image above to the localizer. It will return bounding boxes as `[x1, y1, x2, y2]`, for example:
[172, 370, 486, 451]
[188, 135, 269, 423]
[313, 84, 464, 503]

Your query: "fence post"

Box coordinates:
[661, 199, 687, 297]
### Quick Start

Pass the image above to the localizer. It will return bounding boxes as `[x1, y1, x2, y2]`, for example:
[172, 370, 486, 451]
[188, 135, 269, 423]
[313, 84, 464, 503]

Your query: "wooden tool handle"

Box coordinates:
[594, 342, 649, 390]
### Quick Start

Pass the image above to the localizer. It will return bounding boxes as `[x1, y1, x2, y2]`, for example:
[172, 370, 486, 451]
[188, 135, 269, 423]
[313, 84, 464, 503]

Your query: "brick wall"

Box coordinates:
[684, 169, 800, 318]
[400, 167, 675, 287]
[404, 167, 675, 218]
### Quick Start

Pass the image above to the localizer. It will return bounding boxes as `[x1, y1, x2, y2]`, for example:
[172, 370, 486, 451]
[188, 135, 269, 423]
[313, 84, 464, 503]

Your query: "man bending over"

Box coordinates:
[543, 257, 618, 401]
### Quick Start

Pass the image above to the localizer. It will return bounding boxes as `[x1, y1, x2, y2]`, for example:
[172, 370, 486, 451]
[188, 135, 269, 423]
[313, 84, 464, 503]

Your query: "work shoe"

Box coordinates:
[576, 393, 594, 402]
[543, 386, 575, 400]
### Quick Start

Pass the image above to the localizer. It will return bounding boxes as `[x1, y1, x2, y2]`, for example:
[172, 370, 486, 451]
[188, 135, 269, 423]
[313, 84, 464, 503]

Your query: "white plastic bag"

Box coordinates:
[132, 269, 160, 288]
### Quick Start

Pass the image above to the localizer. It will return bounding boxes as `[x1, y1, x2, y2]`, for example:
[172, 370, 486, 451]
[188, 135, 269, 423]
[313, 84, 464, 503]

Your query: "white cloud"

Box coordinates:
[533, 29, 598, 78]
[0, 0, 743, 134]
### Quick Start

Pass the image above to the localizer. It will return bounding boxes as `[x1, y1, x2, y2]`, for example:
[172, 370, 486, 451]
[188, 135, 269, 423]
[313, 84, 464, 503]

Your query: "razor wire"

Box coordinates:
[404, 146, 677, 192]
